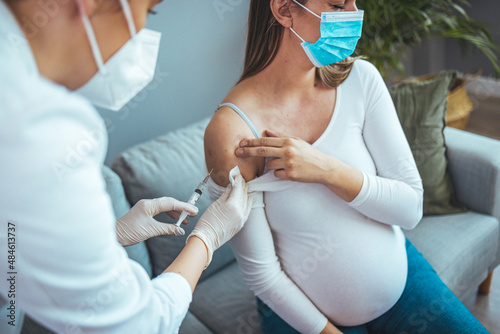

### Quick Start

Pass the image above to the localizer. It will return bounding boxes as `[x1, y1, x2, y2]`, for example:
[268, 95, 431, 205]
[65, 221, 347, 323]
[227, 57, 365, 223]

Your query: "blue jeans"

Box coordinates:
[257, 239, 488, 334]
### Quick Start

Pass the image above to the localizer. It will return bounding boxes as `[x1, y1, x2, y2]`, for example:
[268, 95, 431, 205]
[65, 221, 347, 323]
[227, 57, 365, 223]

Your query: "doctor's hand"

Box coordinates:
[116, 197, 198, 247]
[235, 129, 332, 184]
[187, 173, 252, 267]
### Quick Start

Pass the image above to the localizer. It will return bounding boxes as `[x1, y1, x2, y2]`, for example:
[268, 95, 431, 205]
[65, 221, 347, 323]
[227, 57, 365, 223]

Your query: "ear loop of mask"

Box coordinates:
[118, 0, 137, 37]
[289, 0, 321, 43]
[292, 0, 321, 19]
[78, 0, 138, 74]
[289, 27, 305, 43]
[77, 0, 105, 72]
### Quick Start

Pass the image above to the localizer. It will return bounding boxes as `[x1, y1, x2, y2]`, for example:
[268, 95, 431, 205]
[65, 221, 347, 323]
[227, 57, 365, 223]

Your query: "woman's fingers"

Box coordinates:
[266, 157, 285, 171]
[273, 169, 290, 180]
[235, 146, 284, 158]
[236, 131, 302, 159]
[239, 136, 288, 148]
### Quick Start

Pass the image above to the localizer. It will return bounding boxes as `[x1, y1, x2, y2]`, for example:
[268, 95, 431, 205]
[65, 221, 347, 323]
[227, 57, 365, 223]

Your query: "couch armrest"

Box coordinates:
[444, 127, 500, 221]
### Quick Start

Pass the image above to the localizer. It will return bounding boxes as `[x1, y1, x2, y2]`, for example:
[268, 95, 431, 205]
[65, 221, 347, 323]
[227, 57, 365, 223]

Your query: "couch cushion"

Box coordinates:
[179, 312, 213, 334]
[189, 262, 264, 334]
[389, 71, 467, 215]
[101, 166, 152, 277]
[404, 211, 499, 299]
[111, 118, 236, 280]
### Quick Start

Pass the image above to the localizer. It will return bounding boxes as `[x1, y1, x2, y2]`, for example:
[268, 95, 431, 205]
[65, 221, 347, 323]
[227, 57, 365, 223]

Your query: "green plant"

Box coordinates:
[355, 0, 500, 78]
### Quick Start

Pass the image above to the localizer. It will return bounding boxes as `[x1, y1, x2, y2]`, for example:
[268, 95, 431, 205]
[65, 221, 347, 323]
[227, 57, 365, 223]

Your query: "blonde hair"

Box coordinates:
[239, 0, 359, 88]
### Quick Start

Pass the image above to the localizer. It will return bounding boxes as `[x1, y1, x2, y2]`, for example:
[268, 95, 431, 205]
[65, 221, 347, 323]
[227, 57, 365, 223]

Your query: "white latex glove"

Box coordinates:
[116, 197, 198, 247]
[187, 172, 252, 268]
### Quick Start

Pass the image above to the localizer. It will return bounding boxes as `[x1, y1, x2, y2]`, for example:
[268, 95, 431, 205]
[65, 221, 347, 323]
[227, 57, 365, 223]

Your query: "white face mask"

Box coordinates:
[76, 0, 161, 111]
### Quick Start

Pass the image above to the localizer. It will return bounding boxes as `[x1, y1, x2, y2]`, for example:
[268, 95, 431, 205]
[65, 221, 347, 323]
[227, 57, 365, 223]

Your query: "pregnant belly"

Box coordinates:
[265, 188, 408, 326]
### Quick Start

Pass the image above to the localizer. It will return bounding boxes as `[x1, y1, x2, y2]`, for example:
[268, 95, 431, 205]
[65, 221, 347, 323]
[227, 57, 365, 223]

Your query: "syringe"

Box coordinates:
[175, 169, 213, 226]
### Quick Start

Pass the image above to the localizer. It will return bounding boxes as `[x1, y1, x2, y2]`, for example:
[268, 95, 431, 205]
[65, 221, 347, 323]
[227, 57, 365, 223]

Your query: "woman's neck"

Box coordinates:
[248, 32, 328, 105]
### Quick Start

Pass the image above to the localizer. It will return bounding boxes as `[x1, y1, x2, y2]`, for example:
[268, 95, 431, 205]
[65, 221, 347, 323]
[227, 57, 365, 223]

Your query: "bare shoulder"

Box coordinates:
[204, 87, 264, 187]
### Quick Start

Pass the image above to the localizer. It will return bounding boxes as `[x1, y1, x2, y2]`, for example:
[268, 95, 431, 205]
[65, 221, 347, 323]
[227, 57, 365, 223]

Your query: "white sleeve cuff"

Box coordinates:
[310, 317, 329, 334]
[154, 272, 192, 301]
[152, 272, 192, 327]
[348, 171, 370, 208]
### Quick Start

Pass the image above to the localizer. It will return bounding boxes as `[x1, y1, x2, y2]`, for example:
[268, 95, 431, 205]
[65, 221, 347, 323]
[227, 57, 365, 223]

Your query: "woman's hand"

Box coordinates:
[235, 129, 332, 183]
[320, 321, 344, 334]
[235, 129, 363, 202]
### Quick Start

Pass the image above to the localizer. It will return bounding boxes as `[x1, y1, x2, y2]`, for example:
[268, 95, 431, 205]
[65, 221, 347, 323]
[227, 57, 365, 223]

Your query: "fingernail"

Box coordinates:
[240, 141, 248, 147]
[267, 130, 276, 136]
[236, 149, 244, 155]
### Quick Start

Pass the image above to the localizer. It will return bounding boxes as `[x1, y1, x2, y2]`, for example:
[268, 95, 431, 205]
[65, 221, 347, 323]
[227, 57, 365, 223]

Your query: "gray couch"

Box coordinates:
[17, 119, 500, 334]
[106, 118, 500, 334]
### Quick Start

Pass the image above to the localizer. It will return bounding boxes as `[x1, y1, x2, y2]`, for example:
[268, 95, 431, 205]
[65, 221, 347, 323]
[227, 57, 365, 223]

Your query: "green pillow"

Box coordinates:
[389, 71, 467, 215]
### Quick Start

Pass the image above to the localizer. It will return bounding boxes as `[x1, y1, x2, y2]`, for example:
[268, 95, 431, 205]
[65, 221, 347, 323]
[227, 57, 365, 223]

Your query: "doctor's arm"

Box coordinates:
[1, 105, 194, 333]
[204, 112, 340, 334]
[1, 101, 249, 334]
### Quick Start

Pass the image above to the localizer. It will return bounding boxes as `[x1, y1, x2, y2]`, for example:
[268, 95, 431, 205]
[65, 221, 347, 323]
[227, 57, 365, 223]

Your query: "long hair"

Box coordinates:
[239, 0, 358, 88]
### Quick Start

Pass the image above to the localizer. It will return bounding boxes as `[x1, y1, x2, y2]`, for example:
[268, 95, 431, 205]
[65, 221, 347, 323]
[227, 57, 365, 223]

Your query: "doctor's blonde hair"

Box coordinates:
[239, 0, 358, 88]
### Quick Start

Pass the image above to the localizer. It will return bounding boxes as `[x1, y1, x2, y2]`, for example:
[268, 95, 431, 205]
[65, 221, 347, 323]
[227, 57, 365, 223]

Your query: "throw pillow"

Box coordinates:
[389, 71, 467, 215]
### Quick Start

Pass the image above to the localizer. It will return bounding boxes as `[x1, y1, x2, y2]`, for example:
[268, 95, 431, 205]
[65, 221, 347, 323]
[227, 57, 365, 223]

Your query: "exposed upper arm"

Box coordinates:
[204, 106, 264, 187]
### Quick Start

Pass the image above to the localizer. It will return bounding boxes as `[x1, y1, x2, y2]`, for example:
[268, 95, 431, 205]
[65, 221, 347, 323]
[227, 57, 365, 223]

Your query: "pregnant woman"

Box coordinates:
[204, 0, 487, 333]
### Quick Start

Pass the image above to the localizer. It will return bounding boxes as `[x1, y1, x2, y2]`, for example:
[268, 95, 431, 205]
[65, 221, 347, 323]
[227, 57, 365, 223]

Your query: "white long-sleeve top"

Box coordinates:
[0, 3, 191, 333]
[208, 60, 423, 333]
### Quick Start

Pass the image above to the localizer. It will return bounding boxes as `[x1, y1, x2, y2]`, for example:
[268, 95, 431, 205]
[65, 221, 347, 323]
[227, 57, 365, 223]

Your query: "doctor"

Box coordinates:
[0, 0, 251, 333]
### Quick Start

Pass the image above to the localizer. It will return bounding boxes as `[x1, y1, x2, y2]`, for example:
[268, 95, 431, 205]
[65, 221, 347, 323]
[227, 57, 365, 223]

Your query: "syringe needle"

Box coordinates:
[203, 169, 214, 183]
[175, 171, 212, 227]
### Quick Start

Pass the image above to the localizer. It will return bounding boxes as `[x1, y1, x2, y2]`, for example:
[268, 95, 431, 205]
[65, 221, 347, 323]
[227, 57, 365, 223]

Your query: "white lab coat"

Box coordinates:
[0, 2, 192, 333]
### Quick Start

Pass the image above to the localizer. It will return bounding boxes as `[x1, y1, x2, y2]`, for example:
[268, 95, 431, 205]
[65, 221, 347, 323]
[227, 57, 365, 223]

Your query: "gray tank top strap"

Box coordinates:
[217, 102, 261, 138]
[217, 102, 271, 174]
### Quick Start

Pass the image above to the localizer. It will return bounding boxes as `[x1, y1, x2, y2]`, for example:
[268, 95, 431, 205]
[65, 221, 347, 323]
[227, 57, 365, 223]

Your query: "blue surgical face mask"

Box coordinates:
[290, 0, 364, 67]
